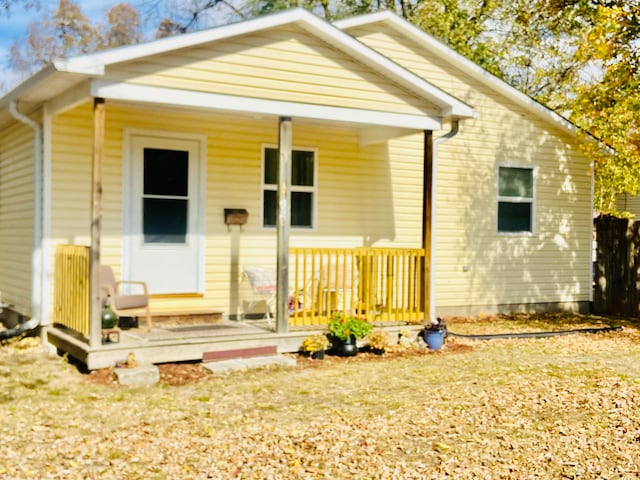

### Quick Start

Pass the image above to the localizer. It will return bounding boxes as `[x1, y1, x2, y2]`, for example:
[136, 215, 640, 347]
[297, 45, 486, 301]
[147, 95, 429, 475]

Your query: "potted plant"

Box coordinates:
[326, 312, 373, 356]
[366, 329, 391, 355]
[418, 318, 447, 350]
[300, 334, 330, 359]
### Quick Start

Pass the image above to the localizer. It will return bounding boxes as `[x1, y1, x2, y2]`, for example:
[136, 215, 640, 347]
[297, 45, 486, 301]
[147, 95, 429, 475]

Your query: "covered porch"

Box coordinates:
[50, 244, 427, 369]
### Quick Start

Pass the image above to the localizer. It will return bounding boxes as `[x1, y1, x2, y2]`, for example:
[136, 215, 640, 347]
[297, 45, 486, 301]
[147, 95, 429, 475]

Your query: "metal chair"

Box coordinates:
[242, 266, 277, 325]
[99, 265, 152, 332]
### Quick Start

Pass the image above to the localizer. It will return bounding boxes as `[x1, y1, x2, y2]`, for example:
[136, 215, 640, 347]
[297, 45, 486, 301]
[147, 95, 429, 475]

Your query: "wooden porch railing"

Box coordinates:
[289, 248, 426, 326]
[52, 245, 425, 336]
[53, 244, 90, 338]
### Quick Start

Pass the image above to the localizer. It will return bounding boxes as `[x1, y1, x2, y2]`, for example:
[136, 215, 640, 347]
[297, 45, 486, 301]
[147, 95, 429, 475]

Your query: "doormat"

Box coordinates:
[123, 321, 266, 342]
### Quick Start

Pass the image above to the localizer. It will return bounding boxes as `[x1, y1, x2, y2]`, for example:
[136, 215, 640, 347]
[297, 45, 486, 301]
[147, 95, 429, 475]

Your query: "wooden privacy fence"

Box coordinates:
[594, 215, 640, 316]
[289, 247, 426, 326]
[53, 244, 91, 337]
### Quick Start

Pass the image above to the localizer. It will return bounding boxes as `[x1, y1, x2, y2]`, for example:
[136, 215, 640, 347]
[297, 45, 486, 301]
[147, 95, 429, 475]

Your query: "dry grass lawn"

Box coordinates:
[2, 313, 640, 479]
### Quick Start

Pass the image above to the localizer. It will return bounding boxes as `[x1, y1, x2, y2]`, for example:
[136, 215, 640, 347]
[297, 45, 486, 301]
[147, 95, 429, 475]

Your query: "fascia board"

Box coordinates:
[0, 65, 58, 110]
[90, 80, 442, 130]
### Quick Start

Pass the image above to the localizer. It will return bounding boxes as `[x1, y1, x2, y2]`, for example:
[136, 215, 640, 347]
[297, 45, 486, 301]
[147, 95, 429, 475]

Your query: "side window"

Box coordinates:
[262, 147, 316, 228]
[497, 166, 534, 233]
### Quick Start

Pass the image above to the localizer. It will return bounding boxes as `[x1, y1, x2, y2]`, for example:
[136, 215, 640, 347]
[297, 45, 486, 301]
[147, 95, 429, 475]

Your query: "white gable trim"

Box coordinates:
[335, 11, 579, 138]
[90, 80, 442, 131]
[55, 9, 474, 119]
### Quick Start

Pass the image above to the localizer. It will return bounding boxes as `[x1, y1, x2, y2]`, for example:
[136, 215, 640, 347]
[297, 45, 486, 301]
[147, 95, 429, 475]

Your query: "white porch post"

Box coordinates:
[89, 98, 105, 347]
[276, 117, 292, 333]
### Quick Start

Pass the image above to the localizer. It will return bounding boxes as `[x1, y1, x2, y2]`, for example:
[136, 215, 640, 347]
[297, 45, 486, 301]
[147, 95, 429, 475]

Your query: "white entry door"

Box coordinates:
[126, 133, 204, 294]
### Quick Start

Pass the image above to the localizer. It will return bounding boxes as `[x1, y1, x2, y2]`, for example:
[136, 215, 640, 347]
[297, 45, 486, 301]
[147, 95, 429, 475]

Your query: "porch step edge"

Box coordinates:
[202, 354, 296, 373]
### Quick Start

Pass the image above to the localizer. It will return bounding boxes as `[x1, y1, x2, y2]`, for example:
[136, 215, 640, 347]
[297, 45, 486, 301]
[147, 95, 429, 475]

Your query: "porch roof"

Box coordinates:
[0, 8, 475, 133]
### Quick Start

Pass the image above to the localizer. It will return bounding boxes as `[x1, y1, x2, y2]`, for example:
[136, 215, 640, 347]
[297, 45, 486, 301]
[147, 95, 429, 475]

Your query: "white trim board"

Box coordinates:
[91, 80, 443, 132]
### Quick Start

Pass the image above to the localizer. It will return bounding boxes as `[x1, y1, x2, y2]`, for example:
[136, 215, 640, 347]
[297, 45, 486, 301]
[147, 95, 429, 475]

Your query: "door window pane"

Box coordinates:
[144, 148, 188, 196]
[143, 198, 188, 243]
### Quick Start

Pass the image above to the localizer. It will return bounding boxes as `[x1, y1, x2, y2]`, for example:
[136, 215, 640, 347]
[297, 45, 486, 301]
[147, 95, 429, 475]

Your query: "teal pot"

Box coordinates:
[425, 330, 445, 350]
[328, 334, 358, 357]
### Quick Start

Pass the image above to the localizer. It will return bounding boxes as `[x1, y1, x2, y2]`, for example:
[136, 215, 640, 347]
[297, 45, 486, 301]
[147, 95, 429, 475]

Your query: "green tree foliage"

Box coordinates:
[536, 0, 640, 213]
[410, 0, 503, 78]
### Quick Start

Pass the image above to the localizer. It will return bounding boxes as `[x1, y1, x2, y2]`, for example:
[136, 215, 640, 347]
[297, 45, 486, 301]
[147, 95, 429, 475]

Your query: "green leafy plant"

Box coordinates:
[300, 334, 330, 353]
[327, 312, 372, 341]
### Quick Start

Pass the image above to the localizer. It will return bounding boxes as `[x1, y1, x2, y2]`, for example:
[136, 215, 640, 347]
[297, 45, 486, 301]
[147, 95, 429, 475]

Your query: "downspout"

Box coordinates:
[9, 101, 43, 339]
[428, 119, 459, 324]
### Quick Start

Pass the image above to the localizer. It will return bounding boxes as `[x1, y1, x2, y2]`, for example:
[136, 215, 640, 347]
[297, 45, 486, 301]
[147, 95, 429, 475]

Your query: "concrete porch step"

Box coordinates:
[201, 345, 296, 373]
[202, 354, 296, 373]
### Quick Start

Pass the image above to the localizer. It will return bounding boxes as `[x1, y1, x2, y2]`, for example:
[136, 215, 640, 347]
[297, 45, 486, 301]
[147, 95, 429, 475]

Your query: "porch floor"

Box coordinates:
[46, 318, 421, 371]
[47, 319, 317, 371]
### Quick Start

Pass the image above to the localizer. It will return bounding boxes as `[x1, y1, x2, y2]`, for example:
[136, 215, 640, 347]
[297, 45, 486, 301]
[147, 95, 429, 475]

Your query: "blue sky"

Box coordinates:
[0, 0, 137, 92]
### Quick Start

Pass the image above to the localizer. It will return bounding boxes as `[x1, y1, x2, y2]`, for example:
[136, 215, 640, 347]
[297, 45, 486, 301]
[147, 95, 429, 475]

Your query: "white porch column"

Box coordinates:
[276, 117, 292, 333]
[89, 98, 105, 347]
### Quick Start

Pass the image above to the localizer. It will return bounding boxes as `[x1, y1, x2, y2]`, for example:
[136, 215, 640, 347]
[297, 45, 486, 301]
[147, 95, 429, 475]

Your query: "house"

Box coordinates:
[0, 9, 593, 367]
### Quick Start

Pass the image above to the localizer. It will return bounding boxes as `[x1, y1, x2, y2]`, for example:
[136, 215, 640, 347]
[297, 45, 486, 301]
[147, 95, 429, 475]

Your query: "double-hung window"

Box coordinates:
[262, 147, 316, 229]
[497, 166, 535, 233]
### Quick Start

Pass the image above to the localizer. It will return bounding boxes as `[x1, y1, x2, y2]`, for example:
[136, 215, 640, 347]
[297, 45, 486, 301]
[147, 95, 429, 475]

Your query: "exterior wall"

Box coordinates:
[350, 25, 593, 314]
[0, 119, 34, 316]
[105, 25, 439, 116]
[50, 102, 425, 317]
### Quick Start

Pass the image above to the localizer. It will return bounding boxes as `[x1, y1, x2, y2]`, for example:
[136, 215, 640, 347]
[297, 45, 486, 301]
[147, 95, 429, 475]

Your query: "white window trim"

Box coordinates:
[496, 164, 537, 236]
[261, 144, 318, 231]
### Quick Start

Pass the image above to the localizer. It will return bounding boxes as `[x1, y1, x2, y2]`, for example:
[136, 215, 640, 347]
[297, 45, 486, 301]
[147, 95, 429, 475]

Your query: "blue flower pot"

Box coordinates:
[425, 330, 445, 350]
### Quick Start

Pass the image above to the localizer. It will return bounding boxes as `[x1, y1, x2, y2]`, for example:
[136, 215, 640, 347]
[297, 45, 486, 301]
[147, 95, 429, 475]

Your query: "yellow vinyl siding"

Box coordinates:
[50, 102, 425, 316]
[350, 24, 592, 312]
[0, 120, 34, 315]
[106, 26, 439, 116]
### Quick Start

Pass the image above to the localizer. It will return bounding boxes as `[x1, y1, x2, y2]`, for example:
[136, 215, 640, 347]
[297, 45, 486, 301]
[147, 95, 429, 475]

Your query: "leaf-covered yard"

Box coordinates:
[2, 314, 640, 479]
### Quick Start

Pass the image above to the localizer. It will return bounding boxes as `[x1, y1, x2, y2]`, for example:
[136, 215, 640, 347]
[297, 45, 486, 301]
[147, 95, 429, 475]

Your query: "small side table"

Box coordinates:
[101, 328, 120, 344]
